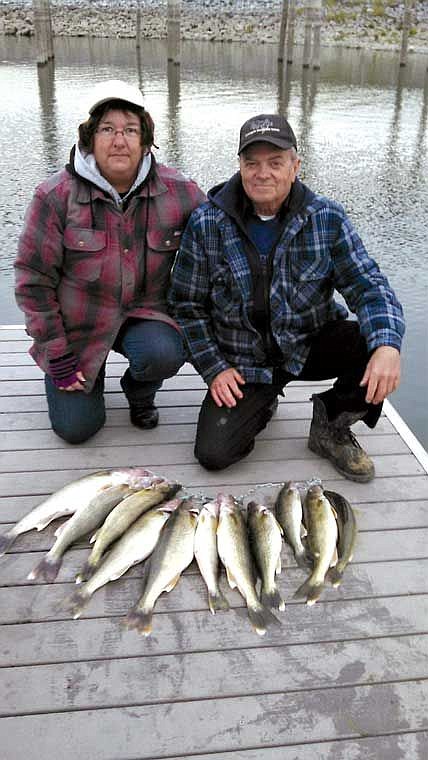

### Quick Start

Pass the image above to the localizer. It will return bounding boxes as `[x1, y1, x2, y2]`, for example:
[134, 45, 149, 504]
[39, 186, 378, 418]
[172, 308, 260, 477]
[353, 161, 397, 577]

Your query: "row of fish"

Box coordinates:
[0, 467, 357, 636]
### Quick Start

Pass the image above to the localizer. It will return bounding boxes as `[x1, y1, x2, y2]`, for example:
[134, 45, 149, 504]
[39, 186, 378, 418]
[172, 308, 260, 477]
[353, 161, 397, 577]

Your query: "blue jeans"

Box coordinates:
[45, 319, 185, 444]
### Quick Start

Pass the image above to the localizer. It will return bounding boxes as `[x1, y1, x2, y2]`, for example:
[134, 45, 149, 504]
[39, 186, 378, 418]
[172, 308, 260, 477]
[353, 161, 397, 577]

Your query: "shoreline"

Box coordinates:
[1, 1, 428, 55]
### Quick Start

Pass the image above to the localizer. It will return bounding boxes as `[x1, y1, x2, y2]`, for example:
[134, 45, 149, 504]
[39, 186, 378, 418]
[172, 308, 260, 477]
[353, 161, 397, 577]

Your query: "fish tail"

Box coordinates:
[208, 590, 230, 615]
[27, 556, 62, 583]
[75, 560, 96, 584]
[261, 585, 286, 612]
[326, 566, 343, 588]
[295, 549, 313, 570]
[293, 577, 324, 605]
[247, 602, 281, 636]
[0, 531, 15, 556]
[123, 606, 154, 637]
[62, 588, 91, 619]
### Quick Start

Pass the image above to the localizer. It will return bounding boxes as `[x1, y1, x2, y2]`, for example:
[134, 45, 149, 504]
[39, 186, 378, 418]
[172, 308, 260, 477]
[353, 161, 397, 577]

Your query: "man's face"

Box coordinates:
[93, 108, 144, 192]
[239, 142, 301, 214]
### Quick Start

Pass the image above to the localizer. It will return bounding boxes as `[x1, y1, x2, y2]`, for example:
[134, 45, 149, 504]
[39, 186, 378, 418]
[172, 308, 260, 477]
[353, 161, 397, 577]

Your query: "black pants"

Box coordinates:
[195, 320, 382, 471]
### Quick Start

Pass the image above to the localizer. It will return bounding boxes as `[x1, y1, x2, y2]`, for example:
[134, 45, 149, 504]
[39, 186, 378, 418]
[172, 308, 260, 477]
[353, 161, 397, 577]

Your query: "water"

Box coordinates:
[0, 36, 427, 449]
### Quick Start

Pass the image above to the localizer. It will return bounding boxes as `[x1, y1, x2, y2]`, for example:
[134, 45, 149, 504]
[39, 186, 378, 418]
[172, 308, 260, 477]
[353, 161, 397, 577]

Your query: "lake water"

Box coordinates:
[0, 35, 427, 449]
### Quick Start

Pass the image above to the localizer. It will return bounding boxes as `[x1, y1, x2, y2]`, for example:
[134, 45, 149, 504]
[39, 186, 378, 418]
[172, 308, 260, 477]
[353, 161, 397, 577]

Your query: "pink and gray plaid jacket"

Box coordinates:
[15, 157, 205, 392]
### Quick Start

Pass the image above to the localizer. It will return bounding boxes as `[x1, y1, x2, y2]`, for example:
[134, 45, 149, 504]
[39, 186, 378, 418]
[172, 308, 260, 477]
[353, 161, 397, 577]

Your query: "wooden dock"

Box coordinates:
[1, 325, 427, 759]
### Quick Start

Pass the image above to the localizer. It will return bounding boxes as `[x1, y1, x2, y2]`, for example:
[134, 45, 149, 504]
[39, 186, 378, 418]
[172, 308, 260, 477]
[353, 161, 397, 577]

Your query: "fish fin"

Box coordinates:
[247, 603, 281, 636]
[54, 520, 70, 538]
[61, 587, 91, 619]
[330, 547, 338, 567]
[208, 590, 230, 615]
[89, 530, 99, 544]
[293, 577, 324, 605]
[300, 524, 307, 538]
[275, 556, 282, 575]
[294, 550, 313, 570]
[75, 560, 96, 584]
[225, 567, 238, 590]
[0, 531, 15, 556]
[27, 556, 62, 583]
[164, 573, 181, 593]
[326, 567, 343, 588]
[261, 586, 286, 612]
[123, 606, 153, 637]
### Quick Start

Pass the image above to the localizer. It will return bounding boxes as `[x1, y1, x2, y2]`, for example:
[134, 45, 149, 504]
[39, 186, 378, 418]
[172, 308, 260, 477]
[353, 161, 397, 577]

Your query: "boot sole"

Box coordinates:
[308, 440, 375, 483]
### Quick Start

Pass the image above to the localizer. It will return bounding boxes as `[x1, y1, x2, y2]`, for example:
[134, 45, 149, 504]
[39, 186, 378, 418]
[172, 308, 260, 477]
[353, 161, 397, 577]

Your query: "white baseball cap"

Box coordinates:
[86, 79, 145, 115]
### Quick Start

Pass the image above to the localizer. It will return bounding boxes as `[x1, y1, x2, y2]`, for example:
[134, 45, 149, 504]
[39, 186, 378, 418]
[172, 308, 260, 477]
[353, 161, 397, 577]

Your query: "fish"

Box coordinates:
[0, 467, 155, 557]
[123, 498, 199, 637]
[194, 500, 229, 615]
[27, 484, 134, 583]
[63, 497, 182, 619]
[216, 494, 280, 636]
[294, 484, 338, 605]
[275, 481, 311, 569]
[247, 500, 285, 612]
[324, 489, 358, 587]
[75, 479, 181, 583]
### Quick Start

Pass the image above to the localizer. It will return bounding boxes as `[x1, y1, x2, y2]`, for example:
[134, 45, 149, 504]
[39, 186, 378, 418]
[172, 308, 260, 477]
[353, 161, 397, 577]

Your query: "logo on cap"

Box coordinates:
[243, 117, 279, 138]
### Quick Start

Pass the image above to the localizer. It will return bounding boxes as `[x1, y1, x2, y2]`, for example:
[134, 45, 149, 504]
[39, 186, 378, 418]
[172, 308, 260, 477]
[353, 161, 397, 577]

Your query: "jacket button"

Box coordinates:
[78, 241, 84, 247]
[165, 240, 171, 246]
[123, 248, 129, 253]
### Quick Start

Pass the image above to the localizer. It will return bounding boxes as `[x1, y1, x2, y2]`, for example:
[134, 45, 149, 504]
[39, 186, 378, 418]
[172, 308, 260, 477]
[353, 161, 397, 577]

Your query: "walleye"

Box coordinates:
[124, 499, 199, 636]
[247, 501, 285, 611]
[76, 479, 181, 583]
[324, 489, 358, 587]
[294, 484, 338, 605]
[0, 467, 154, 557]
[217, 494, 280, 636]
[64, 497, 182, 619]
[194, 500, 229, 615]
[275, 482, 311, 569]
[27, 484, 134, 583]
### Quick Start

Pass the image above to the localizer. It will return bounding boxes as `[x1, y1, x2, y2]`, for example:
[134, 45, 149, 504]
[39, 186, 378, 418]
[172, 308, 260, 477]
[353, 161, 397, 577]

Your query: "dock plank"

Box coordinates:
[0, 682, 427, 759]
[1, 329, 428, 759]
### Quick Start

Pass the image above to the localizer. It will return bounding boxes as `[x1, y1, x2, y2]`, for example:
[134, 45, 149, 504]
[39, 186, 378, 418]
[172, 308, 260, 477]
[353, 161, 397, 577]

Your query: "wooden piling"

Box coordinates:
[278, 0, 290, 64]
[302, 2, 313, 69]
[286, 0, 296, 64]
[33, 0, 54, 65]
[399, 0, 415, 67]
[167, 0, 181, 65]
[311, 0, 323, 70]
[136, 1, 141, 49]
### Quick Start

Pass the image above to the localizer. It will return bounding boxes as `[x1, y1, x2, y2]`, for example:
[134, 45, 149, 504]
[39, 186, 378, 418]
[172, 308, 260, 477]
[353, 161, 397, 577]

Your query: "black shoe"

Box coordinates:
[129, 403, 159, 429]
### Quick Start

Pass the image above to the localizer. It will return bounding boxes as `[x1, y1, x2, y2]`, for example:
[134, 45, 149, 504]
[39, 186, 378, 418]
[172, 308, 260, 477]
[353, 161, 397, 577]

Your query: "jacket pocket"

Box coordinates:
[63, 228, 107, 281]
[147, 227, 182, 253]
[210, 264, 243, 315]
[290, 248, 333, 311]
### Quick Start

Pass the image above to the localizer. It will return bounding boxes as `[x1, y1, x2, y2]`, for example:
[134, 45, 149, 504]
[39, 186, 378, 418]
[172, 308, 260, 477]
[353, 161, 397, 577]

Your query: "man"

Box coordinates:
[15, 79, 205, 443]
[169, 114, 405, 482]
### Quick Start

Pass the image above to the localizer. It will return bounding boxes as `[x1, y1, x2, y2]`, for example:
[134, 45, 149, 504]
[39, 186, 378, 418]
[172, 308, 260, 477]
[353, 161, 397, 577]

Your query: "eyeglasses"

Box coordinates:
[96, 125, 141, 140]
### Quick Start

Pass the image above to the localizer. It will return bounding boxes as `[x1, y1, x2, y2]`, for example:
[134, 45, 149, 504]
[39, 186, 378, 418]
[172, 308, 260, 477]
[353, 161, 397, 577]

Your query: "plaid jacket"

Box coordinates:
[169, 175, 405, 386]
[15, 158, 205, 391]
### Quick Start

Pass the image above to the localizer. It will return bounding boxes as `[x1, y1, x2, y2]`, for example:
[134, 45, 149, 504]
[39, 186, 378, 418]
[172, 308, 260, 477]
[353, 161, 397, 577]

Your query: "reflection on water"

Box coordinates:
[0, 36, 427, 447]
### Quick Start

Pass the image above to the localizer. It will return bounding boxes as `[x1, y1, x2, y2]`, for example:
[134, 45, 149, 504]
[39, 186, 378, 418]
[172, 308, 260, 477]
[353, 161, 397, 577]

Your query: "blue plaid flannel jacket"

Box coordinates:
[169, 176, 405, 386]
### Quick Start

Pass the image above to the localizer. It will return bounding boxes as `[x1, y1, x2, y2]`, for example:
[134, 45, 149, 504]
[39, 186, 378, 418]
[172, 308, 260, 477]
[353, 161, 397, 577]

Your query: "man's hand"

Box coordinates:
[210, 368, 245, 408]
[360, 346, 401, 405]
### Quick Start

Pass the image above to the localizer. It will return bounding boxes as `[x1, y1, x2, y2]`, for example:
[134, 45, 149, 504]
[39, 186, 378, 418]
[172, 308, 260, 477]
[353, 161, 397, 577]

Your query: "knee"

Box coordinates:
[51, 415, 105, 445]
[194, 443, 230, 471]
[131, 344, 185, 382]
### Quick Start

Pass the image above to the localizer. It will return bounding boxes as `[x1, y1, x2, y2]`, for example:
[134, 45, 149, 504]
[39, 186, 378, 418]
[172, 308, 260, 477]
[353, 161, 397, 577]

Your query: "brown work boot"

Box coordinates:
[308, 394, 375, 483]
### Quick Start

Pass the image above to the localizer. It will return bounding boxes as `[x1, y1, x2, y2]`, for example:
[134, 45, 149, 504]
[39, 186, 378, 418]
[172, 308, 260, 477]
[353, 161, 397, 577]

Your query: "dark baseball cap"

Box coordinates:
[238, 114, 297, 154]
